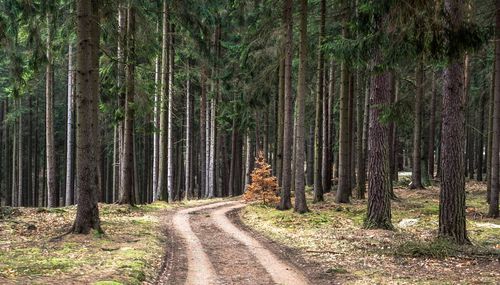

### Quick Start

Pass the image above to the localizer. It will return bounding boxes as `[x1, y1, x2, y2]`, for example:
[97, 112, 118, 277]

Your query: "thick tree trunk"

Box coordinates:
[72, 0, 102, 234]
[439, 0, 470, 243]
[46, 12, 57, 207]
[277, 0, 293, 210]
[410, 59, 424, 189]
[65, 44, 75, 206]
[119, 6, 135, 205]
[365, 51, 392, 230]
[488, 0, 500, 218]
[294, 0, 309, 213]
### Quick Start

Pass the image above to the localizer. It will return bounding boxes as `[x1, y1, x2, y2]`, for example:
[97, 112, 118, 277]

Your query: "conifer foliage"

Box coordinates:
[243, 152, 279, 206]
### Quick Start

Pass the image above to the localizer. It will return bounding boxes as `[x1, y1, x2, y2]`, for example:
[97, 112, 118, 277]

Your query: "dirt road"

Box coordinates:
[156, 201, 311, 285]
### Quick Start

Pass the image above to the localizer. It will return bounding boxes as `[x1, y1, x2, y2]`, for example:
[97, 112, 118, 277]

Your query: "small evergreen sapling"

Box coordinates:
[243, 152, 280, 206]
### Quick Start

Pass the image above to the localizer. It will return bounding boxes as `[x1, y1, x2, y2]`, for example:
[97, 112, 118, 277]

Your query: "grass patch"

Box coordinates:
[241, 182, 500, 284]
[0, 198, 219, 283]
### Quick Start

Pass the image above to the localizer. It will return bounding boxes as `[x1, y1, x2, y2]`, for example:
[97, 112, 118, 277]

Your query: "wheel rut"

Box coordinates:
[158, 201, 310, 285]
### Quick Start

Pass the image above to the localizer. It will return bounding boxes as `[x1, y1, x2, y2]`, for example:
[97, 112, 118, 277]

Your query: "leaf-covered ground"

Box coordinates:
[240, 180, 500, 284]
[0, 199, 221, 285]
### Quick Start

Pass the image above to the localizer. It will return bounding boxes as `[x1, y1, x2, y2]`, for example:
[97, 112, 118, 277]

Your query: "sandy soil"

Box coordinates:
[157, 201, 313, 285]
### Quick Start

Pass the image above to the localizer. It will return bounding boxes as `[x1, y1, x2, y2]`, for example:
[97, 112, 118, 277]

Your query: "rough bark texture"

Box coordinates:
[439, 0, 469, 243]
[365, 52, 392, 230]
[72, 0, 102, 234]
[278, 0, 293, 210]
[356, 75, 368, 199]
[294, 0, 309, 213]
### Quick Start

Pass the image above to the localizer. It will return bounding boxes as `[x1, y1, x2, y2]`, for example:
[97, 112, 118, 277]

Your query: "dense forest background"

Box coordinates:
[0, 0, 498, 244]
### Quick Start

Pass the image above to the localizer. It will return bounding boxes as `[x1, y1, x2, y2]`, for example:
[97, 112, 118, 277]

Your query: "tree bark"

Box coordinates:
[46, 12, 57, 207]
[167, 24, 175, 202]
[488, 0, 500, 218]
[158, 0, 169, 201]
[365, 50, 392, 230]
[184, 63, 192, 200]
[428, 71, 437, 179]
[119, 5, 135, 205]
[65, 44, 75, 206]
[72, 0, 102, 234]
[313, 0, 325, 203]
[439, 0, 470, 243]
[410, 59, 424, 189]
[336, 58, 351, 203]
[277, 0, 293, 210]
[294, 0, 309, 213]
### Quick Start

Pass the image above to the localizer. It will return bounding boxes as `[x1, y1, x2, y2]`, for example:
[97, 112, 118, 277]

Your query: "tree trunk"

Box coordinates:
[428, 71, 437, 179]
[46, 12, 57, 207]
[184, 63, 192, 200]
[199, 66, 207, 198]
[336, 56, 351, 202]
[158, 0, 169, 201]
[410, 59, 424, 189]
[365, 50, 392, 230]
[167, 24, 175, 202]
[439, 0, 470, 243]
[119, 5, 135, 205]
[277, 58, 285, 185]
[488, 0, 500, 218]
[487, 64, 495, 203]
[356, 74, 368, 199]
[313, 0, 325, 203]
[293, 0, 309, 213]
[306, 126, 314, 186]
[152, 19, 161, 202]
[277, 0, 293, 210]
[476, 91, 486, 181]
[72, 0, 102, 234]
[65, 44, 75, 206]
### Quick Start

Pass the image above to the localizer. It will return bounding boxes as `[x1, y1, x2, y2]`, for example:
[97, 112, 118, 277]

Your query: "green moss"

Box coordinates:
[326, 267, 348, 274]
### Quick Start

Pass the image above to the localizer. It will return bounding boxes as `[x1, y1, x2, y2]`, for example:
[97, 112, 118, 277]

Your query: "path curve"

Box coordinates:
[165, 201, 310, 285]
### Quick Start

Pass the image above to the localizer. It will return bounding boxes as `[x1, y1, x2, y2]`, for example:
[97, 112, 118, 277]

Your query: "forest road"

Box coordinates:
[156, 201, 310, 285]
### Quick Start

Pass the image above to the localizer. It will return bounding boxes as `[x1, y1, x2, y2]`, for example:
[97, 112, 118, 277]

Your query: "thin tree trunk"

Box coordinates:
[487, 64, 494, 202]
[356, 74, 367, 199]
[167, 24, 175, 202]
[278, 0, 293, 210]
[184, 63, 191, 200]
[158, 0, 169, 201]
[119, 6, 135, 205]
[336, 58, 351, 202]
[46, 12, 57, 207]
[306, 126, 314, 186]
[477, 91, 486, 181]
[152, 20, 161, 202]
[294, 0, 309, 213]
[428, 71, 437, 179]
[199, 66, 207, 198]
[410, 59, 424, 189]
[313, 0, 325, 203]
[277, 58, 285, 185]
[65, 44, 75, 206]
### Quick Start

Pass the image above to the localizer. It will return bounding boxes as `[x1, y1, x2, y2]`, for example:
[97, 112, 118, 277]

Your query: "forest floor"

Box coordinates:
[240, 180, 500, 284]
[0, 198, 222, 284]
